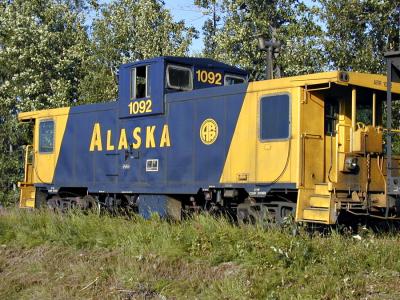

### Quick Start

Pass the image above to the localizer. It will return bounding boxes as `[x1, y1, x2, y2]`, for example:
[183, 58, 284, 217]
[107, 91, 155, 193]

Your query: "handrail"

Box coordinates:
[300, 133, 322, 139]
[383, 128, 400, 133]
[23, 145, 32, 183]
[336, 123, 352, 153]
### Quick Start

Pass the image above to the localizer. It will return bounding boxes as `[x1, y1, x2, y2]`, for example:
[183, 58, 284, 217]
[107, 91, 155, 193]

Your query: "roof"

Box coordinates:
[18, 70, 400, 121]
[119, 56, 248, 75]
[249, 71, 400, 93]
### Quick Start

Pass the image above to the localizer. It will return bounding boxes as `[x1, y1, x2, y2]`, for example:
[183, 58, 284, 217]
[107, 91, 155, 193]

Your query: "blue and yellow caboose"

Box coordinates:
[17, 55, 400, 225]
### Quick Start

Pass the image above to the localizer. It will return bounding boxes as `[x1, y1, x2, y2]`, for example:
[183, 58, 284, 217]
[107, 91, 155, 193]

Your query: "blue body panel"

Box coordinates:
[52, 84, 248, 194]
[118, 57, 248, 119]
[46, 57, 295, 196]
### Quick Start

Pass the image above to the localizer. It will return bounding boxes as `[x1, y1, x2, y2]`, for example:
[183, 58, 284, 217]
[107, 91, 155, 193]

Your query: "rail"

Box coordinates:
[23, 145, 33, 183]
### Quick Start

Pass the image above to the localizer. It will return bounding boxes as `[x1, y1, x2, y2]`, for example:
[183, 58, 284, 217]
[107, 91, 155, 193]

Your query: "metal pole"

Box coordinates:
[267, 46, 273, 80]
[372, 92, 376, 127]
[387, 58, 393, 183]
[352, 88, 357, 130]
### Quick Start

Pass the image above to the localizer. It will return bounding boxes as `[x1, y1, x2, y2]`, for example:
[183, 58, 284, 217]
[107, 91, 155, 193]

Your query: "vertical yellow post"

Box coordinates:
[372, 92, 376, 127]
[352, 88, 357, 130]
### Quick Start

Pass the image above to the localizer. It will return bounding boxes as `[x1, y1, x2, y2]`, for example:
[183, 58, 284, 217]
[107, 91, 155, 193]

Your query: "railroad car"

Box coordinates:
[17, 55, 400, 225]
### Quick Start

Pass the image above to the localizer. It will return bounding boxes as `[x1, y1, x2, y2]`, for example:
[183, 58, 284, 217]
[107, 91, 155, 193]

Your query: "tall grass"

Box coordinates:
[1, 209, 400, 299]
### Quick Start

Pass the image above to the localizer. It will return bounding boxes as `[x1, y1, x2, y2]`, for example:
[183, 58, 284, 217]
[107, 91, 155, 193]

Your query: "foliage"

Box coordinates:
[194, 0, 400, 78]
[0, 0, 92, 204]
[1, 211, 400, 298]
[1, 0, 400, 202]
[79, 0, 197, 103]
[0, 0, 196, 204]
[194, 0, 326, 79]
[320, 0, 400, 73]
[0, 0, 90, 111]
[194, 0, 222, 58]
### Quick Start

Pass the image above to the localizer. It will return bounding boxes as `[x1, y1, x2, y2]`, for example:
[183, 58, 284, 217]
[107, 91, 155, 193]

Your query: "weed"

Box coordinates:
[1, 209, 400, 299]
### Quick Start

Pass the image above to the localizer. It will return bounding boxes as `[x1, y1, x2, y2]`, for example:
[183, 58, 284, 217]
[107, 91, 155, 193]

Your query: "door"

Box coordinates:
[256, 92, 292, 183]
[324, 98, 339, 182]
[300, 91, 325, 188]
[34, 119, 56, 183]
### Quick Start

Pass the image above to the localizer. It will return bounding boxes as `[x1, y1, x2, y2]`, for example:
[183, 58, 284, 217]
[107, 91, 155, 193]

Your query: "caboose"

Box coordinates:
[17, 55, 400, 225]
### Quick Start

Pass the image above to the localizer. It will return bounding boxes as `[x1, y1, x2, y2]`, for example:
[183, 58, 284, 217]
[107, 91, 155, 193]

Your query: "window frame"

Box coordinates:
[325, 99, 339, 136]
[224, 74, 247, 86]
[38, 119, 55, 154]
[258, 92, 291, 142]
[130, 65, 149, 100]
[166, 64, 193, 91]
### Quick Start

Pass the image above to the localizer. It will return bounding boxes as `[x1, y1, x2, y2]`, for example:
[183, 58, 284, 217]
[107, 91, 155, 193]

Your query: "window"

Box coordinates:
[325, 99, 339, 135]
[357, 102, 372, 125]
[39, 120, 54, 153]
[131, 65, 149, 99]
[166, 65, 193, 91]
[224, 74, 247, 85]
[260, 94, 290, 140]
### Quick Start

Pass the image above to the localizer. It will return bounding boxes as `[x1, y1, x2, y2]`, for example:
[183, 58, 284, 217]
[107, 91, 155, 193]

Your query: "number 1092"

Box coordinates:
[128, 99, 152, 115]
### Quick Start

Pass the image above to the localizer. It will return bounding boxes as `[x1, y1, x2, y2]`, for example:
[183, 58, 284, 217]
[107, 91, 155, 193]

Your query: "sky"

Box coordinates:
[95, 0, 316, 55]
[164, 0, 207, 54]
[164, 0, 316, 54]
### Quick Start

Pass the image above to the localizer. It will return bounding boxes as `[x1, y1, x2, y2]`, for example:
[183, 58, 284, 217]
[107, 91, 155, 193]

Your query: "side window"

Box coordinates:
[356, 101, 372, 125]
[260, 94, 290, 140]
[224, 74, 247, 85]
[131, 65, 149, 99]
[39, 120, 54, 153]
[166, 65, 193, 91]
[325, 99, 339, 135]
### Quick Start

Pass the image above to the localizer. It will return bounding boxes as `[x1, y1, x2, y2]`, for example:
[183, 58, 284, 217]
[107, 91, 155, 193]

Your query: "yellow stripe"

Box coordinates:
[33, 107, 70, 183]
[220, 83, 296, 184]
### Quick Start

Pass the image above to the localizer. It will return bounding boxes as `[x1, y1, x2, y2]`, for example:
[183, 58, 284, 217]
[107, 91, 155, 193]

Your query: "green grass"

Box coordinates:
[1, 210, 400, 299]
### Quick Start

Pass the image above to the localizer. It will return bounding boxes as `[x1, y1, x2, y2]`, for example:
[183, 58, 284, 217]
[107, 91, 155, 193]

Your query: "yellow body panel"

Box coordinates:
[302, 207, 330, 222]
[219, 71, 399, 224]
[220, 83, 296, 184]
[19, 184, 35, 208]
[17, 70, 400, 223]
[309, 195, 330, 208]
[19, 107, 70, 184]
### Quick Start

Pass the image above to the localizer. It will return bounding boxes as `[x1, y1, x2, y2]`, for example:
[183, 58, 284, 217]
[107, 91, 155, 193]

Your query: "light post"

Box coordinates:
[258, 35, 281, 80]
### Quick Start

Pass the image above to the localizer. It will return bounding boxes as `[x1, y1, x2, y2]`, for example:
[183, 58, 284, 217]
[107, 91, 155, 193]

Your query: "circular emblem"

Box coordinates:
[200, 118, 218, 145]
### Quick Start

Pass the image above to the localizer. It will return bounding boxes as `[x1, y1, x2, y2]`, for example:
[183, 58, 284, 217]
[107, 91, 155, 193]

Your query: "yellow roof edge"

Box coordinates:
[18, 107, 70, 121]
[346, 71, 400, 93]
[248, 71, 339, 91]
[250, 71, 400, 94]
[18, 111, 39, 121]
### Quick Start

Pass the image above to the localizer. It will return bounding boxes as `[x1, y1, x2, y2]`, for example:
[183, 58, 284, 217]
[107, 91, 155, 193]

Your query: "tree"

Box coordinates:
[194, 0, 223, 58]
[194, 0, 325, 79]
[0, 0, 91, 204]
[319, 0, 400, 73]
[79, 0, 197, 103]
[0, 0, 91, 111]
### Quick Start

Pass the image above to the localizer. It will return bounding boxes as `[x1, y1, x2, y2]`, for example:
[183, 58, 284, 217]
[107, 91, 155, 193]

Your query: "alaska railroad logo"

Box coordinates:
[200, 118, 218, 145]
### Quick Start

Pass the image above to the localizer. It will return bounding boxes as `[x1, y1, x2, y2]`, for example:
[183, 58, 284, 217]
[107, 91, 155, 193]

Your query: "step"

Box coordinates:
[302, 207, 330, 223]
[19, 185, 36, 208]
[309, 195, 331, 208]
[314, 183, 331, 196]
